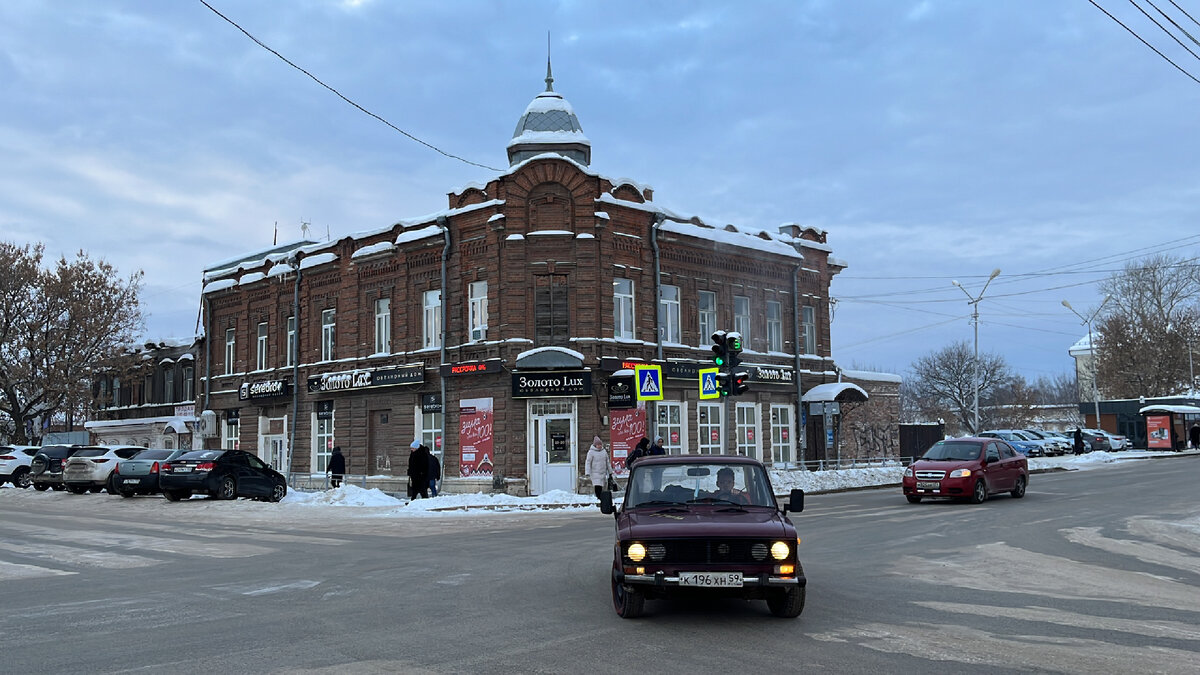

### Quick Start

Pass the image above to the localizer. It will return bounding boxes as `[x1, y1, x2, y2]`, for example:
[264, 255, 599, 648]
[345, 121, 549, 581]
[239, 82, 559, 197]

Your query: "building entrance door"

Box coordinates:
[263, 435, 287, 471]
[527, 399, 576, 495]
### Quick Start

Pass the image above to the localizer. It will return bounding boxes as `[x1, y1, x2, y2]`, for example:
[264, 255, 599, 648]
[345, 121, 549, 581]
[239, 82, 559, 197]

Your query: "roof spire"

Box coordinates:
[545, 31, 554, 92]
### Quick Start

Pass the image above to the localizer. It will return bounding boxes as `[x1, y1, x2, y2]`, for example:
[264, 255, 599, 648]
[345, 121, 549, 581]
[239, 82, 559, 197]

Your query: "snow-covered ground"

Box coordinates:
[3, 450, 1191, 519]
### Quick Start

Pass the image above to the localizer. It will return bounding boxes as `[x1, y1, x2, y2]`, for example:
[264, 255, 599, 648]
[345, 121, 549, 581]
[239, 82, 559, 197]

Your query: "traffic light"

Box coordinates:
[726, 331, 744, 370]
[732, 370, 750, 396]
[715, 371, 731, 397]
[711, 330, 728, 368]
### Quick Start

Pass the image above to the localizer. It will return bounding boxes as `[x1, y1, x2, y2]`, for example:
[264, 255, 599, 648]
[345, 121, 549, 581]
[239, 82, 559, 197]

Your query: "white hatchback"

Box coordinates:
[62, 446, 146, 493]
[0, 445, 40, 489]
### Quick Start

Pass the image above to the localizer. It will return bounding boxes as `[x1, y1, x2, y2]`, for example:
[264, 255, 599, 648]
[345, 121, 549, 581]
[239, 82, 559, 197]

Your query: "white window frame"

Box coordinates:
[733, 295, 751, 344]
[469, 281, 488, 342]
[374, 298, 391, 355]
[113, 377, 121, 407]
[415, 405, 444, 462]
[697, 402, 723, 455]
[655, 400, 688, 455]
[614, 278, 635, 340]
[256, 321, 268, 371]
[423, 290, 442, 349]
[223, 416, 240, 450]
[698, 290, 716, 345]
[163, 366, 174, 403]
[182, 368, 193, 401]
[312, 412, 334, 473]
[224, 328, 235, 375]
[766, 300, 782, 352]
[321, 309, 336, 361]
[286, 315, 296, 367]
[736, 402, 761, 459]
[770, 404, 796, 466]
[802, 305, 816, 354]
[658, 284, 681, 344]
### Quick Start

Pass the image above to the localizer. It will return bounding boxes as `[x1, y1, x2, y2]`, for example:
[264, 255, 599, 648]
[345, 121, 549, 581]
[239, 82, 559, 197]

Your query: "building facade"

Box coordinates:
[195, 71, 894, 494]
[86, 338, 201, 449]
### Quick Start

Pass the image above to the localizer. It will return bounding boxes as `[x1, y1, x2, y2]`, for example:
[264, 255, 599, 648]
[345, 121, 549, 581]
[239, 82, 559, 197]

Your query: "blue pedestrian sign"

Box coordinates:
[635, 365, 664, 401]
[698, 367, 720, 400]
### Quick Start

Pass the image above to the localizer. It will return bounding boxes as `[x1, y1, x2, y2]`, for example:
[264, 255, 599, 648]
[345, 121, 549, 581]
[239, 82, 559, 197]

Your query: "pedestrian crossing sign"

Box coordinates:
[698, 367, 720, 400]
[634, 365, 663, 401]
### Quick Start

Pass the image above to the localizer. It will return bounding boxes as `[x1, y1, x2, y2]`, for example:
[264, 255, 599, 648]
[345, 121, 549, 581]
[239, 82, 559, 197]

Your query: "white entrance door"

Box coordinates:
[527, 399, 577, 495]
[263, 435, 288, 472]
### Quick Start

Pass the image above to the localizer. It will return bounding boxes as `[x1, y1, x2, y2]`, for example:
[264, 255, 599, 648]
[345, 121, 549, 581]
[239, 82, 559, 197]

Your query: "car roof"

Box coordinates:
[632, 454, 766, 468]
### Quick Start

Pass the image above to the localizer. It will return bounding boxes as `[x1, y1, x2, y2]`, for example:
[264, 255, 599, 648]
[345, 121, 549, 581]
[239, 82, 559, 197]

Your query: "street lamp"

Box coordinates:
[952, 268, 1001, 434]
[1062, 295, 1111, 429]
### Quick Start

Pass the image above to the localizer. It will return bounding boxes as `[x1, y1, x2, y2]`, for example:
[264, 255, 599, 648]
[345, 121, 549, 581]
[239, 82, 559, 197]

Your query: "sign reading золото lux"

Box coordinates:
[511, 370, 592, 398]
[306, 364, 424, 393]
[239, 379, 291, 401]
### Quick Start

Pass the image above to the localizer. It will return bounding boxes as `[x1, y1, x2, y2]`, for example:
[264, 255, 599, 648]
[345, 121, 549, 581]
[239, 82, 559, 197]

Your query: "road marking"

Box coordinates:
[0, 540, 160, 569]
[1063, 526, 1200, 575]
[914, 600, 1200, 641]
[1, 521, 273, 558]
[0, 559, 76, 580]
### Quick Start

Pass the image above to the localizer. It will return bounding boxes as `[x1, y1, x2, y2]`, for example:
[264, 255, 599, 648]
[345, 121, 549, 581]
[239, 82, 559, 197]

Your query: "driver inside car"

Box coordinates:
[711, 467, 751, 504]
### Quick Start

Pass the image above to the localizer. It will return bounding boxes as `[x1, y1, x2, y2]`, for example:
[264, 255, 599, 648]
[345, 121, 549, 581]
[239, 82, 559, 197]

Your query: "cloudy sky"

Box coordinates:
[3, 1, 1199, 382]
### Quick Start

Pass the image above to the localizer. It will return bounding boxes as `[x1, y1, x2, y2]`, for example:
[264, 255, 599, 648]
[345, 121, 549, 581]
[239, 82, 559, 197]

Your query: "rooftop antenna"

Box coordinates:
[300, 219, 311, 239]
[545, 31, 554, 92]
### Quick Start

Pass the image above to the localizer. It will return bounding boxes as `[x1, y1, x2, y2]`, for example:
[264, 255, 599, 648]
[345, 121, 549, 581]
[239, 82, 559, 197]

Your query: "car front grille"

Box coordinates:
[626, 539, 775, 565]
[915, 470, 946, 480]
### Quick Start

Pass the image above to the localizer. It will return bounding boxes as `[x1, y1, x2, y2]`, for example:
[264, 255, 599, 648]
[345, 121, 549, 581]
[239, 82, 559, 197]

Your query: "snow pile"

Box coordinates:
[770, 466, 905, 492]
[283, 484, 401, 507]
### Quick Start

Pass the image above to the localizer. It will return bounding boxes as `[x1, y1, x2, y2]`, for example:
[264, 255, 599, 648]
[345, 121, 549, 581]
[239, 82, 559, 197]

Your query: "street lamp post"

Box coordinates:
[1062, 295, 1111, 429]
[952, 268, 1001, 434]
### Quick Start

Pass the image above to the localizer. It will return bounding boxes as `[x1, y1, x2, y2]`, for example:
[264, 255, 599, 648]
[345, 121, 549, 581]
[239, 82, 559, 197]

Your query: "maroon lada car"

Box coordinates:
[902, 437, 1028, 504]
[600, 455, 806, 618]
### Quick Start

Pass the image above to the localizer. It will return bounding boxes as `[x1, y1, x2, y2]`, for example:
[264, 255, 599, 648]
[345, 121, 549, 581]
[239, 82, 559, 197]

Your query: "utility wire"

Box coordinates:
[1169, 0, 1200, 29]
[1148, 0, 1200, 48]
[1087, 0, 1200, 84]
[198, 0, 503, 172]
[1128, 0, 1200, 62]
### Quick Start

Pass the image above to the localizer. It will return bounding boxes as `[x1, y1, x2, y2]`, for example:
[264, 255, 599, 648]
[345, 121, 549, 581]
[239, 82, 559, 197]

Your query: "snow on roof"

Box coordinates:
[487, 213, 505, 222]
[594, 211, 610, 220]
[1069, 334, 1094, 356]
[660, 219, 803, 260]
[202, 279, 237, 295]
[1139, 404, 1200, 414]
[516, 345, 586, 362]
[576, 233, 595, 239]
[840, 369, 902, 383]
[802, 382, 869, 402]
[267, 262, 292, 278]
[238, 272, 265, 286]
[298, 252, 337, 271]
[507, 129, 590, 148]
[351, 241, 396, 259]
[396, 224, 444, 245]
[203, 240, 316, 279]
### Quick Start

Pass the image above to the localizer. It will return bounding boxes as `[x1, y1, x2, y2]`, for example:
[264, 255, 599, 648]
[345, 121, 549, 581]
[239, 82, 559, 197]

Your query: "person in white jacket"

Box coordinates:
[584, 435, 613, 499]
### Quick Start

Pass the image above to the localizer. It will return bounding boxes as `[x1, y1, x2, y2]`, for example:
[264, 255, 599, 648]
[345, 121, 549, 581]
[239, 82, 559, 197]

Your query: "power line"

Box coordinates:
[1087, 0, 1200, 84]
[1169, 0, 1200, 30]
[1128, 0, 1200, 62]
[198, 0, 503, 172]
[1147, 0, 1200, 49]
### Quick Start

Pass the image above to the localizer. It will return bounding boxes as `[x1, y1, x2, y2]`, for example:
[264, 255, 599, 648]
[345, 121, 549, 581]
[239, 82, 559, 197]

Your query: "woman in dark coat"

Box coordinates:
[1073, 428, 1084, 455]
[407, 440, 430, 499]
[626, 437, 650, 470]
[327, 446, 346, 488]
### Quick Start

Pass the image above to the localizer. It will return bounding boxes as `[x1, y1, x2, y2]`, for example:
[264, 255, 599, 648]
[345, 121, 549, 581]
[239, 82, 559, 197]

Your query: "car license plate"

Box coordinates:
[916, 481, 940, 489]
[173, 467, 192, 473]
[678, 572, 743, 588]
[123, 478, 140, 484]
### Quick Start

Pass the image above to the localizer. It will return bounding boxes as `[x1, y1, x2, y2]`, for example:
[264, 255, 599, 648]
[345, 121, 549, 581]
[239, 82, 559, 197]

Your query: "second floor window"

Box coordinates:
[658, 284, 681, 344]
[286, 315, 296, 367]
[698, 290, 716, 345]
[535, 274, 568, 347]
[423, 290, 442, 349]
[224, 328, 235, 375]
[802, 305, 816, 354]
[113, 377, 121, 407]
[256, 321, 268, 370]
[733, 296, 751, 344]
[321, 309, 336, 361]
[182, 367, 194, 401]
[164, 366, 175, 403]
[375, 298, 391, 354]
[614, 278, 634, 340]
[469, 281, 488, 342]
[766, 301, 782, 352]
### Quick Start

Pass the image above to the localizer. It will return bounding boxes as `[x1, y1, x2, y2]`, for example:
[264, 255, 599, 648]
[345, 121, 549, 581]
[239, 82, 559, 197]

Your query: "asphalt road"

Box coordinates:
[0, 455, 1197, 674]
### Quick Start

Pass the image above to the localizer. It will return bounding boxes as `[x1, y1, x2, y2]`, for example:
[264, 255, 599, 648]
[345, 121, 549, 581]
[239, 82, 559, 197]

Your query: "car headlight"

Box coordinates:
[627, 542, 646, 562]
[770, 541, 790, 560]
[949, 469, 972, 478]
[906, 466, 915, 477]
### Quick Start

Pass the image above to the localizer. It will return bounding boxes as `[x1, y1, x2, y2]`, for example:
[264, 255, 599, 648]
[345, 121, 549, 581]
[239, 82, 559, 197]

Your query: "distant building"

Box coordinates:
[86, 338, 201, 449]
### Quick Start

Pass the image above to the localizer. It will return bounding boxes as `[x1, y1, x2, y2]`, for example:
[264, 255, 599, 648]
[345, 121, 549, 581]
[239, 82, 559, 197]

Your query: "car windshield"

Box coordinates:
[625, 462, 775, 508]
[133, 449, 173, 460]
[921, 441, 982, 461]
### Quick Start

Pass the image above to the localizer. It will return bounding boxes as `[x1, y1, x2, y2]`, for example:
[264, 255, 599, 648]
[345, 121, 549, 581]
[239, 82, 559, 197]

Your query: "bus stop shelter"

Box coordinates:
[1139, 404, 1200, 451]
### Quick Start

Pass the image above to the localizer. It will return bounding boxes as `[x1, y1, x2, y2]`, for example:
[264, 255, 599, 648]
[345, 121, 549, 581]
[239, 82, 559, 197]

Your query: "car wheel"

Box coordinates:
[119, 490, 135, 498]
[217, 476, 237, 500]
[905, 495, 922, 504]
[33, 482, 49, 491]
[767, 580, 806, 618]
[163, 490, 183, 502]
[970, 479, 988, 504]
[268, 482, 286, 503]
[1010, 476, 1027, 499]
[13, 468, 32, 489]
[67, 485, 87, 495]
[611, 564, 645, 619]
[52, 484, 65, 491]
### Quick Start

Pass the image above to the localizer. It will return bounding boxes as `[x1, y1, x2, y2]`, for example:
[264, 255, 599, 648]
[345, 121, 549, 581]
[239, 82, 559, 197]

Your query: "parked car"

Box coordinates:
[1021, 429, 1068, 456]
[0, 445, 40, 488]
[1090, 429, 1127, 450]
[902, 437, 1028, 504]
[29, 445, 84, 491]
[977, 430, 1044, 457]
[1077, 428, 1112, 452]
[108, 448, 189, 497]
[159, 449, 287, 502]
[62, 446, 146, 494]
[599, 455, 807, 618]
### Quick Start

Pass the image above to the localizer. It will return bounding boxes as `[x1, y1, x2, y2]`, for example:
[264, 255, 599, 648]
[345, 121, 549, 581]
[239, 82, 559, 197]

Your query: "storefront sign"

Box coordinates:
[601, 357, 648, 372]
[750, 365, 795, 384]
[421, 393, 442, 413]
[439, 359, 503, 377]
[239, 379, 291, 400]
[315, 400, 333, 420]
[610, 403, 646, 474]
[511, 370, 592, 398]
[607, 375, 635, 409]
[459, 397, 494, 476]
[174, 404, 195, 418]
[307, 365, 423, 393]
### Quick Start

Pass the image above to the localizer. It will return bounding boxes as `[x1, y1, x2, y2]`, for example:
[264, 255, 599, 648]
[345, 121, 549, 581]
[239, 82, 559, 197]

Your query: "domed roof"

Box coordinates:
[507, 62, 591, 167]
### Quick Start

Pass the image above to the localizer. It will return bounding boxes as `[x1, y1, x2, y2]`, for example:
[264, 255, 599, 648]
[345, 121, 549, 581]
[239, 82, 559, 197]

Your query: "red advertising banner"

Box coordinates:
[610, 403, 646, 475]
[459, 397, 494, 476]
[1146, 415, 1172, 449]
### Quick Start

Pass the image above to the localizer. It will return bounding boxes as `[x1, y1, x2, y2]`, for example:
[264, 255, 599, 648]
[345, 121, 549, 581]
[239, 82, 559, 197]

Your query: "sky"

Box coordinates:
[3, 1, 1200, 383]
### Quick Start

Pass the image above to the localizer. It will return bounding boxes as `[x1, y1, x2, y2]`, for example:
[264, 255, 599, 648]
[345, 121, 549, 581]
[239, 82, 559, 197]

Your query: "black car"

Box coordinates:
[29, 445, 84, 491]
[158, 449, 287, 502]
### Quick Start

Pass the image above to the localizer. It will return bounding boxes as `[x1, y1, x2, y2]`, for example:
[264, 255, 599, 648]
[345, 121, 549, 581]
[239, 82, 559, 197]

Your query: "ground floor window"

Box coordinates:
[697, 402, 723, 454]
[736, 402, 760, 459]
[770, 404, 795, 465]
[313, 409, 334, 473]
[223, 415, 240, 450]
[656, 401, 687, 454]
[419, 410, 443, 453]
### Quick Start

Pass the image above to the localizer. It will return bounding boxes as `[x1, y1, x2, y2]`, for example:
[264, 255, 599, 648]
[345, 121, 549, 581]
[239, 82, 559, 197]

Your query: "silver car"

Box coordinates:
[62, 446, 145, 494]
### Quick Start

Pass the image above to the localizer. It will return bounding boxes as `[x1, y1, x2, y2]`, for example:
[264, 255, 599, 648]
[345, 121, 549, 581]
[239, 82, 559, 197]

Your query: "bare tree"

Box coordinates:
[989, 375, 1039, 430]
[0, 243, 143, 443]
[908, 340, 1011, 436]
[1096, 254, 1200, 397]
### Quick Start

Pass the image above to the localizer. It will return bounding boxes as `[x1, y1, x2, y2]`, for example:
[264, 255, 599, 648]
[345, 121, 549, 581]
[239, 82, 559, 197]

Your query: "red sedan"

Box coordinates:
[902, 437, 1028, 504]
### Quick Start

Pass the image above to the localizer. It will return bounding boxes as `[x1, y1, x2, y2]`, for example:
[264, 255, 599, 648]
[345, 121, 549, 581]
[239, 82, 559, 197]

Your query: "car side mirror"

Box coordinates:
[785, 488, 805, 513]
[600, 490, 616, 515]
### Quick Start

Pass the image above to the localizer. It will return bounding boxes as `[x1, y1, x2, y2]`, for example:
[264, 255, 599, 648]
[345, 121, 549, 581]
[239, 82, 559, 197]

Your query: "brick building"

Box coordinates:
[196, 68, 892, 494]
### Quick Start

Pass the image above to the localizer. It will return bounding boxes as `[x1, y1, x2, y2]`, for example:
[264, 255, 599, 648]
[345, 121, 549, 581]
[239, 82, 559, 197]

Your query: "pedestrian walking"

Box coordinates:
[1073, 427, 1084, 455]
[428, 450, 442, 497]
[407, 440, 430, 499]
[626, 437, 650, 470]
[584, 435, 613, 499]
[327, 446, 346, 488]
[648, 436, 667, 457]
[1190, 423, 1200, 450]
